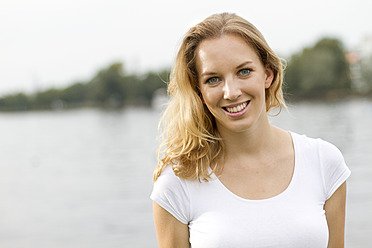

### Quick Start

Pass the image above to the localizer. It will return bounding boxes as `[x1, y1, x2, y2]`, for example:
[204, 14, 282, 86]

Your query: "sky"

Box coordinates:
[1, 0, 371, 96]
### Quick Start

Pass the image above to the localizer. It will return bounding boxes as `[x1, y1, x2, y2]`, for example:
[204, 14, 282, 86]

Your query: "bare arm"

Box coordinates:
[153, 202, 190, 248]
[324, 181, 347, 248]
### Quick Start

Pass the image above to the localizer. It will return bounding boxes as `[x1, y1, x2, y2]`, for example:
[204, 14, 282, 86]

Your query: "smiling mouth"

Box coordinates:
[223, 101, 250, 113]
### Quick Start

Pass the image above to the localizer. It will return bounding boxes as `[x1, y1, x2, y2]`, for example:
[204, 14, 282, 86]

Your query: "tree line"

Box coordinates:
[0, 37, 371, 111]
[284, 37, 371, 99]
[0, 64, 170, 111]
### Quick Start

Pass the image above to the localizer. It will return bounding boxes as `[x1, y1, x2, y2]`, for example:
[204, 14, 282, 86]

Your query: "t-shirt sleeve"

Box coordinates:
[318, 139, 351, 200]
[150, 166, 190, 224]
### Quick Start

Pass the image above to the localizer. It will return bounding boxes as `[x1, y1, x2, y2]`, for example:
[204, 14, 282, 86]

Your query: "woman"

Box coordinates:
[151, 13, 350, 248]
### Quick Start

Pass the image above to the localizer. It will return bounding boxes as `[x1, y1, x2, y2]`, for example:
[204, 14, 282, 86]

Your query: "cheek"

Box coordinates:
[247, 78, 268, 94]
[200, 90, 219, 115]
[201, 95, 213, 113]
[203, 102, 220, 121]
[200, 88, 219, 106]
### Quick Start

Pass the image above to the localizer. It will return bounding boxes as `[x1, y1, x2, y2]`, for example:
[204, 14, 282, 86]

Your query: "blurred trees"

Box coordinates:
[361, 55, 372, 89]
[85, 63, 128, 107]
[0, 93, 31, 111]
[0, 63, 169, 111]
[1, 36, 370, 111]
[284, 38, 351, 98]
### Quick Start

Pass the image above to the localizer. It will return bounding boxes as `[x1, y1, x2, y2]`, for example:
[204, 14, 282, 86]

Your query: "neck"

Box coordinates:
[218, 116, 276, 161]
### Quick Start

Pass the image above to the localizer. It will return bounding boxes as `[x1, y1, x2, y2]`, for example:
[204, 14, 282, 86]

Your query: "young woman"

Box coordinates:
[151, 13, 350, 248]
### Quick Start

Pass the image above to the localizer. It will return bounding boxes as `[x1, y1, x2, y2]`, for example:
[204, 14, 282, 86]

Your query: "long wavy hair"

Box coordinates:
[153, 13, 286, 182]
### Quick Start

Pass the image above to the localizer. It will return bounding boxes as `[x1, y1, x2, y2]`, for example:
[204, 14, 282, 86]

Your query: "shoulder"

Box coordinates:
[290, 131, 351, 199]
[150, 166, 192, 224]
[290, 131, 344, 164]
[152, 166, 190, 194]
[315, 138, 350, 199]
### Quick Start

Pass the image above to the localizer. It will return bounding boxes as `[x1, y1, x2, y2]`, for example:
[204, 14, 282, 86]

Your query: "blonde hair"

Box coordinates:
[153, 13, 286, 182]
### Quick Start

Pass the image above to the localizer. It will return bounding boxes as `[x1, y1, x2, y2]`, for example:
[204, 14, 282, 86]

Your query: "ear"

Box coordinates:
[264, 66, 274, 89]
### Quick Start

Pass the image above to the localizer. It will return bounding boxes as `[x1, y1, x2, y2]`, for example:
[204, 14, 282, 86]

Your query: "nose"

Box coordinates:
[223, 77, 241, 100]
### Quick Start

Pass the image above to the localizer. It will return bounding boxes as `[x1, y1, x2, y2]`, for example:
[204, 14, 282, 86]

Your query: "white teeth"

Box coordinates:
[225, 102, 248, 113]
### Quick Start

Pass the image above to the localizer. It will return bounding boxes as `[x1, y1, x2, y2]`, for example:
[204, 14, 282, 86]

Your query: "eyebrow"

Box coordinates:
[236, 60, 254, 69]
[200, 60, 254, 77]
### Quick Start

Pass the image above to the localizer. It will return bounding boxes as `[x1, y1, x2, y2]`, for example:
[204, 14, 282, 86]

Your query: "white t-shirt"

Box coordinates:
[151, 132, 351, 248]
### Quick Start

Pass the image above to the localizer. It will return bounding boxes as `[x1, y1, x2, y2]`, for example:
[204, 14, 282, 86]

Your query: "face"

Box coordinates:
[196, 34, 273, 134]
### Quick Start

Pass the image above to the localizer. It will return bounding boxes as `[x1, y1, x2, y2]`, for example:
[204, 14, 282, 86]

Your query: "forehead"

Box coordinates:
[196, 34, 261, 74]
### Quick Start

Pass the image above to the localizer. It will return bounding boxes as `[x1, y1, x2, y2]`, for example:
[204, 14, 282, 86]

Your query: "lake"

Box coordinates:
[0, 98, 371, 247]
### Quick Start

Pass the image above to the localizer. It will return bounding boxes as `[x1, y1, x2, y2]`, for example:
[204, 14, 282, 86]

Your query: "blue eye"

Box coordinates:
[239, 69, 251, 76]
[206, 77, 220, 84]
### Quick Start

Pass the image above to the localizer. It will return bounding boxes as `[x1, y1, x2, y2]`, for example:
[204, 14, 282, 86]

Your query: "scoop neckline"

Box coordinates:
[211, 131, 298, 203]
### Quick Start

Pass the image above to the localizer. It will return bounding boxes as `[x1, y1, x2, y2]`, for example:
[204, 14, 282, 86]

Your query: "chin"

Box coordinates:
[217, 121, 253, 134]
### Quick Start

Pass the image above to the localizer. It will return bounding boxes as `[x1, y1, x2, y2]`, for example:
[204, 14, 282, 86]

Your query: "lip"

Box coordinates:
[222, 100, 250, 118]
[222, 101, 249, 108]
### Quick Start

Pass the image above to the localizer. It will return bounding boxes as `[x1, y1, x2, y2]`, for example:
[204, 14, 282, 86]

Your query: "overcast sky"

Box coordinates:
[1, 0, 371, 96]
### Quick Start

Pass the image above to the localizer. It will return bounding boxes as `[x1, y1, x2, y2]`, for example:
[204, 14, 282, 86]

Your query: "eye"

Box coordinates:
[206, 77, 220, 84]
[238, 68, 251, 76]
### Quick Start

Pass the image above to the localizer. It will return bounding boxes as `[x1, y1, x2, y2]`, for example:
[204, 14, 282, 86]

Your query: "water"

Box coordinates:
[0, 99, 371, 247]
[270, 99, 372, 247]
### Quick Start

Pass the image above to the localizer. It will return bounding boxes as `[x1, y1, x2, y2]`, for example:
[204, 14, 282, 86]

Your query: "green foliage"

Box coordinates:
[285, 38, 351, 97]
[33, 89, 63, 109]
[0, 36, 360, 111]
[87, 63, 125, 106]
[0, 62, 169, 111]
[0, 93, 31, 111]
[136, 71, 169, 103]
[361, 55, 372, 90]
[60, 83, 89, 103]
